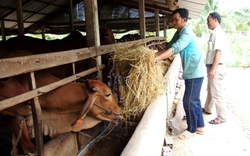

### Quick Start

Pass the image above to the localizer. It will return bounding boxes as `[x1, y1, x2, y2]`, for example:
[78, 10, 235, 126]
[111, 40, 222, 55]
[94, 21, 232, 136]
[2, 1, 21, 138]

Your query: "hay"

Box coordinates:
[113, 45, 167, 121]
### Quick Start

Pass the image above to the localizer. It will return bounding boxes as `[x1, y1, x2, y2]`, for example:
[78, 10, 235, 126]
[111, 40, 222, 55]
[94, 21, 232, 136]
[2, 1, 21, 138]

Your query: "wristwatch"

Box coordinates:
[155, 57, 159, 63]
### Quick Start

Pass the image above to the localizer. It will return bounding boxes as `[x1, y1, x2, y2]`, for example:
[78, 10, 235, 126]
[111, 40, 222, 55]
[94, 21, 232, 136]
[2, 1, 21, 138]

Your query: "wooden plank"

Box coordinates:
[0, 37, 166, 79]
[0, 48, 91, 78]
[0, 65, 104, 111]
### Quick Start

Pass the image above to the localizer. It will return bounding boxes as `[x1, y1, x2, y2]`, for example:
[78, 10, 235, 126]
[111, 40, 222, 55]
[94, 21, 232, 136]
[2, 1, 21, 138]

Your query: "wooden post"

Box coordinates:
[41, 31, 45, 40]
[163, 16, 167, 38]
[84, 0, 103, 81]
[29, 72, 44, 156]
[155, 9, 159, 37]
[1, 20, 6, 41]
[69, 0, 74, 31]
[84, 0, 100, 46]
[139, 0, 146, 39]
[15, 0, 24, 35]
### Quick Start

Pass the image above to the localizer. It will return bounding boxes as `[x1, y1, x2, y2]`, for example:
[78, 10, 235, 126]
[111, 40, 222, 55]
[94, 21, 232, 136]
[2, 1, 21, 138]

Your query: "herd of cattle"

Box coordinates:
[0, 24, 158, 154]
[0, 26, 129, 155]
[0, 66, 123, 154]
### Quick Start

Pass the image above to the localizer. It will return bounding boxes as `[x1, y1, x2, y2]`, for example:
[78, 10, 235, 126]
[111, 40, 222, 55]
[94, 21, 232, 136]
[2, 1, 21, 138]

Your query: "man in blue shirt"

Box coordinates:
[154, 8, 205, 139]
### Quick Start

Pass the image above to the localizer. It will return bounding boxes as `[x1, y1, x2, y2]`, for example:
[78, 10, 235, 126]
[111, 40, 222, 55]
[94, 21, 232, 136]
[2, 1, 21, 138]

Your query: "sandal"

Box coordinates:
[178, 130, 195, 140]
[202, 108, 212, 115]
[209, 117, 226, 124]
[196, 127, 204, 135]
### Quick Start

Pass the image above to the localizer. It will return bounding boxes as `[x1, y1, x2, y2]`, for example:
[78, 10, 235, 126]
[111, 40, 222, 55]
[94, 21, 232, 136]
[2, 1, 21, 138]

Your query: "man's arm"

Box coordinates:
[154, 48, 173, 63]
[208, 49, 222, 79]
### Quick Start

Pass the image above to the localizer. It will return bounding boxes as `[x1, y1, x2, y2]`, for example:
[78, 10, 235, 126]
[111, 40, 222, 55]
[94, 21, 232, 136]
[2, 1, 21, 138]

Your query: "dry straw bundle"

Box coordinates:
[113, 45, 167, 121]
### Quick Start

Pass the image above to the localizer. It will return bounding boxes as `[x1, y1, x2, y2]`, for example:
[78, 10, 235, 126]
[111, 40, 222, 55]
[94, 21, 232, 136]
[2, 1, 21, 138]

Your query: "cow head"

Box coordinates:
[100, 25, 115, 45]
[0, 77, 32, 119]
[71, 79, 122, 127]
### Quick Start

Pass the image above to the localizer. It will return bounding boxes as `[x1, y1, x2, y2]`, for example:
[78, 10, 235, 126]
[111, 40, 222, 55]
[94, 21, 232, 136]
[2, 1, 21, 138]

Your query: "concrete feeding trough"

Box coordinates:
[121, 54, 182, 156]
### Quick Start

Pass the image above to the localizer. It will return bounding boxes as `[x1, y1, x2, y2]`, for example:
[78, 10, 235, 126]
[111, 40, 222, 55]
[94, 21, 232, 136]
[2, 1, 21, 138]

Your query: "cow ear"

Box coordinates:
[82, 79, 91, 91]
[84, 79, 98, 92]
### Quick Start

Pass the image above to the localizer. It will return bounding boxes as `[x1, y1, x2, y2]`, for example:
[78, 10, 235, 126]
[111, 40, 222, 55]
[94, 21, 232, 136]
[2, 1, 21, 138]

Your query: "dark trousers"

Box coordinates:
[183, 77, 205, 133]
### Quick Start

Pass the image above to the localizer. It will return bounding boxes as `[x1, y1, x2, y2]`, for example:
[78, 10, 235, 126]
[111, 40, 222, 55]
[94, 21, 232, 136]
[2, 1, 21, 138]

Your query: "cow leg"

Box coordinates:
[10, 116, 35, 155]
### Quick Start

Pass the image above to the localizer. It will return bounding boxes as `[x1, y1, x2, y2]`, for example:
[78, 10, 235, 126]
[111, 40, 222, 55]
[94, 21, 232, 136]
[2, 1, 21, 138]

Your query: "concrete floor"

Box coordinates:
[170, 68, 250, 156]
[171, 111, 250, 156]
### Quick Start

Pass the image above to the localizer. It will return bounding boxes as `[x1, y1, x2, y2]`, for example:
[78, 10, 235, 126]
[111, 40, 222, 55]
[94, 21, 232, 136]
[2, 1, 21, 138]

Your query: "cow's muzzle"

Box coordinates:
[93, 103, 123, 125]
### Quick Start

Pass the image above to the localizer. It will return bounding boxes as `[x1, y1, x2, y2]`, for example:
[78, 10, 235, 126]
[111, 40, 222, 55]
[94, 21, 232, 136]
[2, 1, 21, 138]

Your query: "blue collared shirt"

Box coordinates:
[166, 25, 205, 80]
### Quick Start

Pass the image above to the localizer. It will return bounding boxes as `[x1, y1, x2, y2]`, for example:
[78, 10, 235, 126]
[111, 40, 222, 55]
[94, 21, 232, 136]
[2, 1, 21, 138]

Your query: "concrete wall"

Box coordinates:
[121, 54, 182, 156]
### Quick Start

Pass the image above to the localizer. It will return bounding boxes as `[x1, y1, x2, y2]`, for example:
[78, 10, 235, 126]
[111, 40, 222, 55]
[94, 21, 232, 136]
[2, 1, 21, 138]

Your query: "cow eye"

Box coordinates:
[91, 87, 97, 92]
[106, 93, 111, 97]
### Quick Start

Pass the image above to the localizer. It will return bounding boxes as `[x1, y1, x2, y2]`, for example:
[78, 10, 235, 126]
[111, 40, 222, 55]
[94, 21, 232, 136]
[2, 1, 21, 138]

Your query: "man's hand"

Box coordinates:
[151, 57, 158, 66]
[208, 69, 215, 80]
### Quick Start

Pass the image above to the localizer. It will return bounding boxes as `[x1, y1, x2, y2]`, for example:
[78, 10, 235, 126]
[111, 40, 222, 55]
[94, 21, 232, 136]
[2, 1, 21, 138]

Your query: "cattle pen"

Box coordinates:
[0, 37, 182, 156]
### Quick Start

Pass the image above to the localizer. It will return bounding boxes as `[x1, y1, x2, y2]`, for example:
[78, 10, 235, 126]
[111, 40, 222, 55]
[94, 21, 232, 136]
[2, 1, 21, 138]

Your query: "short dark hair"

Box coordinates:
[209, 12, 221, 24]
[172, 8, 189, 21]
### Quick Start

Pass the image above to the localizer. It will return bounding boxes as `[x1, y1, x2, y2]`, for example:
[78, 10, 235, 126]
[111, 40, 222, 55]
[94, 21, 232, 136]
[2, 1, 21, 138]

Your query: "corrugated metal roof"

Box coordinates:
[178, 0, 208, 19]
[0, 0, 208, 35]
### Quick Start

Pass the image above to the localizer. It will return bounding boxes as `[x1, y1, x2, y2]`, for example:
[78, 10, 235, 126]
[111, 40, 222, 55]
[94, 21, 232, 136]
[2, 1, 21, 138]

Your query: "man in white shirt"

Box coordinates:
[203, 12, 229, 124]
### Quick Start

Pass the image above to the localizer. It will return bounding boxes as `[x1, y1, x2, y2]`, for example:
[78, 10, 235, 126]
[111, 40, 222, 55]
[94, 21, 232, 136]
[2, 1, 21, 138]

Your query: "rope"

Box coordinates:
[76, 122, 111, 156]
[93, 103, 122, 116]
[11, 119, 24, 156]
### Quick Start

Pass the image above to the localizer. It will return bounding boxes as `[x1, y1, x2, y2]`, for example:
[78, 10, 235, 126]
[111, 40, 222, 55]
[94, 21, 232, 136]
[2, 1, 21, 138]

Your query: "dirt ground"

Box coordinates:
[171, 68, 250, 156]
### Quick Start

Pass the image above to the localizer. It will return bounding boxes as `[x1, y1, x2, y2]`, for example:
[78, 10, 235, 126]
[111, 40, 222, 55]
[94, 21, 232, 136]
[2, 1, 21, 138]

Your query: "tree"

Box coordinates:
[191, 0, 220, 36]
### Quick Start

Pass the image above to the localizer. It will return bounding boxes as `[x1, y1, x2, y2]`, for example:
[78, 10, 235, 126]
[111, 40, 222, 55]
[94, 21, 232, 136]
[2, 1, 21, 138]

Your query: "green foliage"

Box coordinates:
[190, 0, 250, 67]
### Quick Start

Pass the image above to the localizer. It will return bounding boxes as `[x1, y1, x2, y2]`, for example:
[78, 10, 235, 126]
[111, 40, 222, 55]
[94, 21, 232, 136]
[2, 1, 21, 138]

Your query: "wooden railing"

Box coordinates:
[0, 37, 167, 156]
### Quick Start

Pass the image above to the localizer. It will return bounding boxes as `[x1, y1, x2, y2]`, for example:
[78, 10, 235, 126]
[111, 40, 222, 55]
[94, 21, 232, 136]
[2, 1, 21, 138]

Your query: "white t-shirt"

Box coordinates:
[206, 25, 229, 64]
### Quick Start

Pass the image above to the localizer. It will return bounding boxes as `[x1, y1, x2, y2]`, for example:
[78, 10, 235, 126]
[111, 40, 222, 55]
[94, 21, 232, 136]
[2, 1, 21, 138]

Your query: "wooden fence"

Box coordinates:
[0, 37, 168, 156]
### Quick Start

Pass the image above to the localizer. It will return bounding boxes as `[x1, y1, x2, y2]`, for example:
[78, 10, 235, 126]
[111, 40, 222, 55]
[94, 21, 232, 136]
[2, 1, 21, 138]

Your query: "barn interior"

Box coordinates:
[0, 0, 208, 156]
[0, 0, 208, 37]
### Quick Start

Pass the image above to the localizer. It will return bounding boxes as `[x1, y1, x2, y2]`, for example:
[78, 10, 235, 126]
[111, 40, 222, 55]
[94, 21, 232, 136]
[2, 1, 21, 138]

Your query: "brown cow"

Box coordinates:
[0, 77, 31, 117]
[100, 25, 116, 45]
[118, 34, 141, 42]
[20, 71, 122, 137]
[0, 26, 115, 56]
[0, 77, 35, 155]
[0, 51, 122, 154]
[0, 27, 116, 79]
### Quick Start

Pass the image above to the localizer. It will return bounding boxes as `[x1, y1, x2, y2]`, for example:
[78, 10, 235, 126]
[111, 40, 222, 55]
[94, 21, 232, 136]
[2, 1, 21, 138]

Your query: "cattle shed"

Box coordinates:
[0, 0, 208, 156]
[0, 0, 208, 37]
